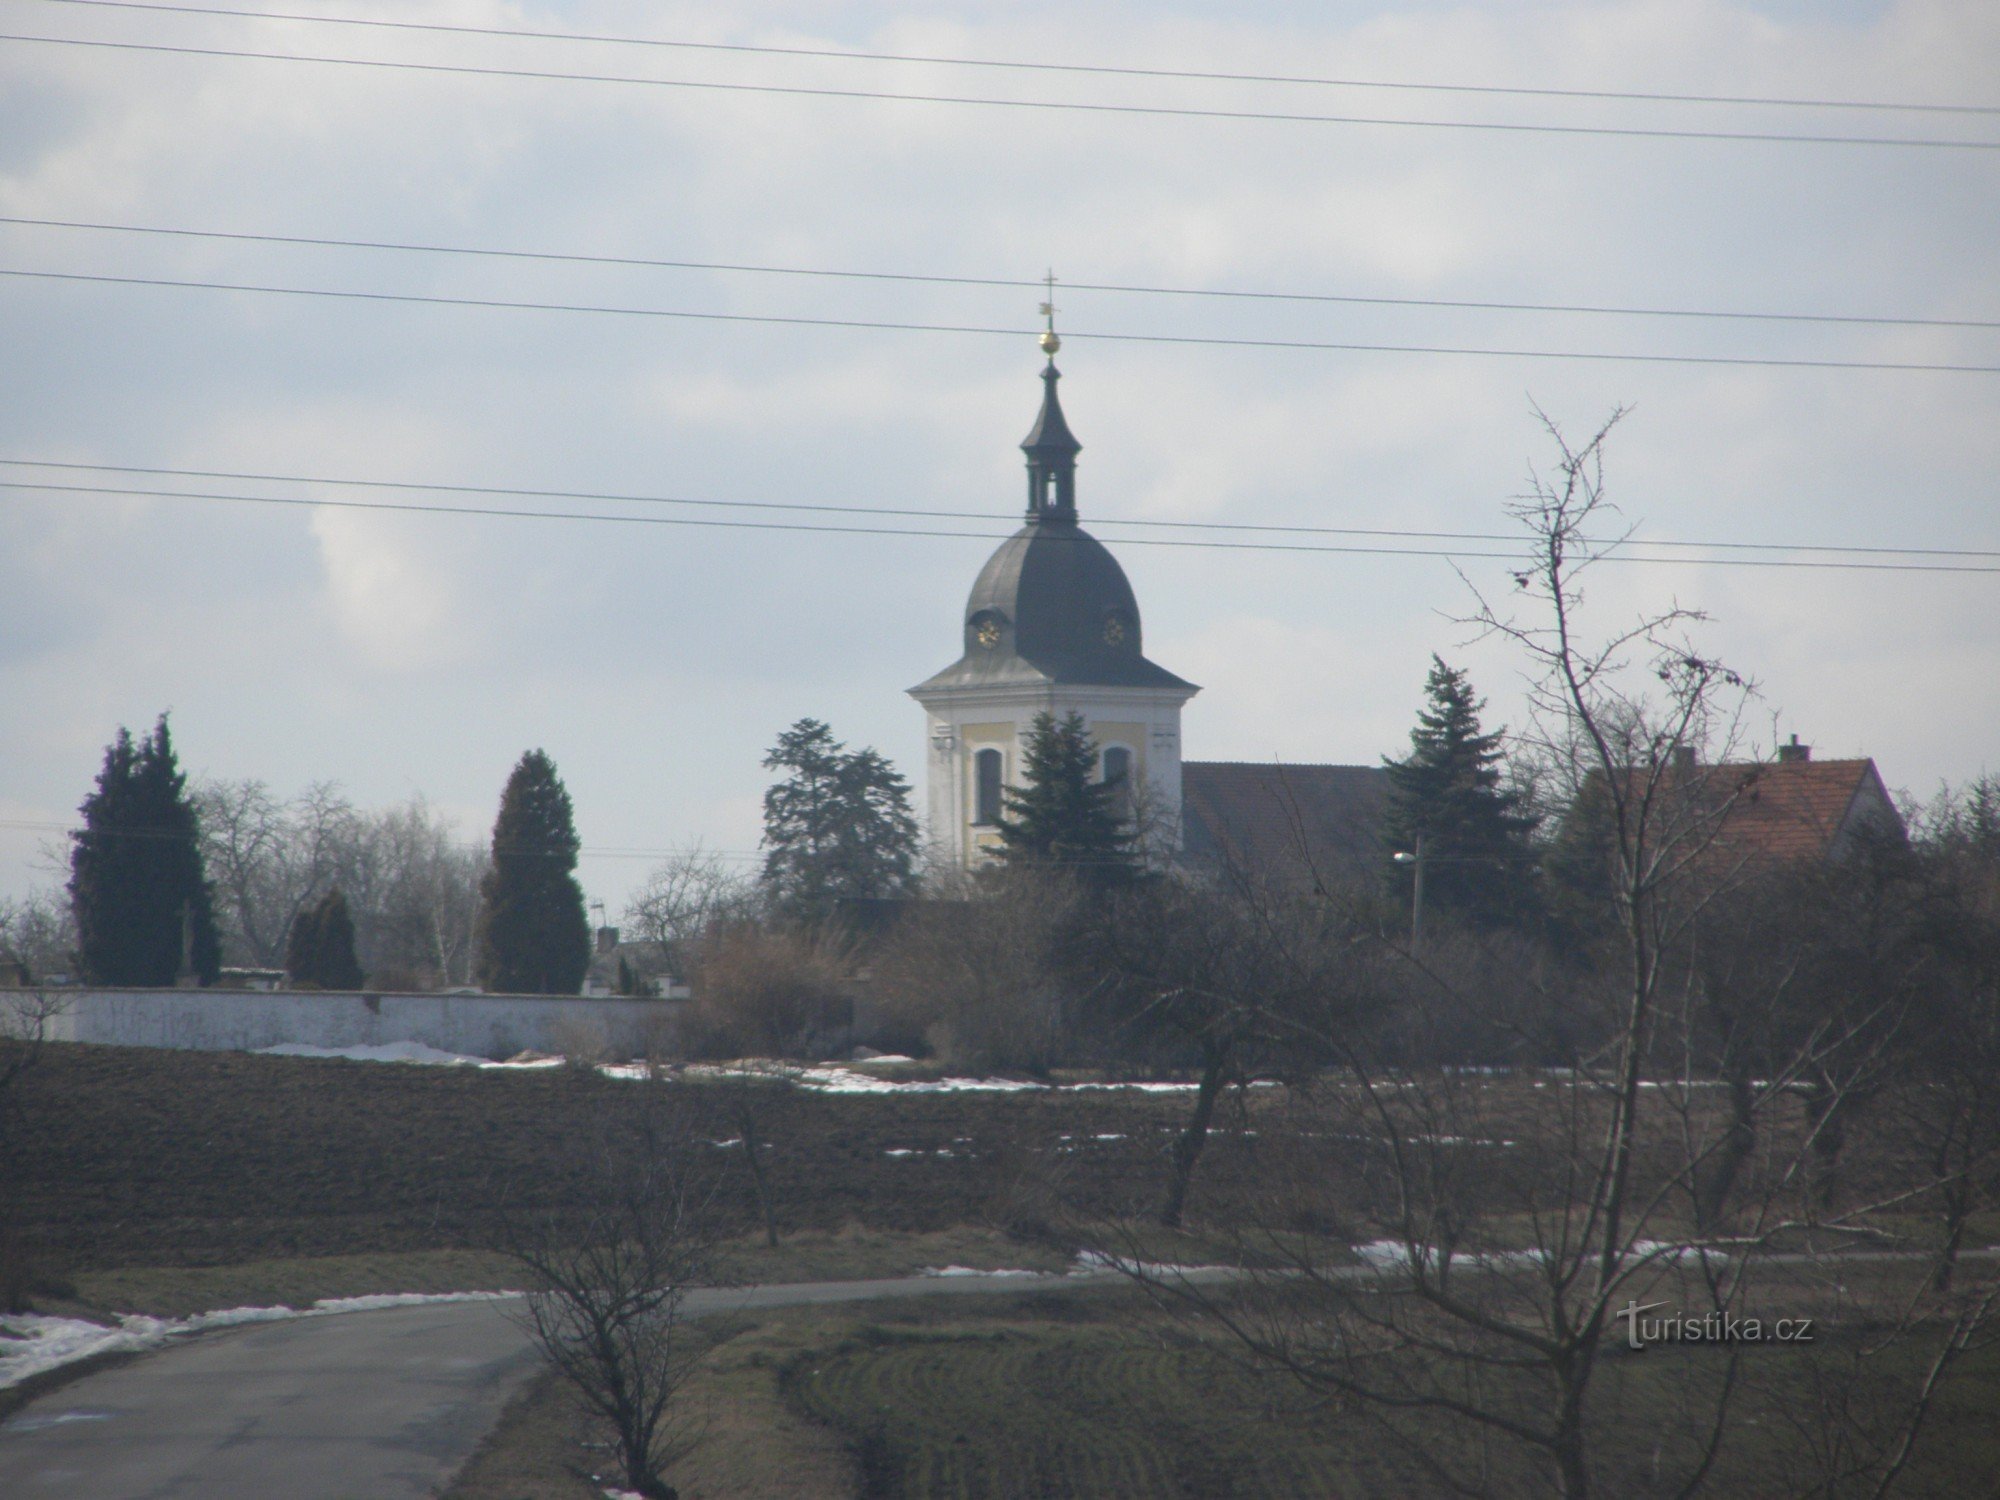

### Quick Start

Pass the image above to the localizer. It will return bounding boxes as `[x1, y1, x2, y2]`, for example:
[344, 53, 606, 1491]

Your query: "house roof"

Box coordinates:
[1706, 757, 1899, 862]
[1573, 754, 1903, 873]
[1180, 761, 1391, 883]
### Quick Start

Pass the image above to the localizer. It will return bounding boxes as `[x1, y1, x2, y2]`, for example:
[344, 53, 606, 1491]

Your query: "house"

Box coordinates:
[1704, 737, 1903, 863]
[580, 927, 688, 1000]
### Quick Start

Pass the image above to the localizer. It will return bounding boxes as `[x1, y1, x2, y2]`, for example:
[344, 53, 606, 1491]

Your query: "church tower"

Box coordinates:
[909, 327, 1199, 868]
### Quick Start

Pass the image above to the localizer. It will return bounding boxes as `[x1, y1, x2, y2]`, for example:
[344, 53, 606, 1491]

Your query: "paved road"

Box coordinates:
[0, 1271, 1135, 1499]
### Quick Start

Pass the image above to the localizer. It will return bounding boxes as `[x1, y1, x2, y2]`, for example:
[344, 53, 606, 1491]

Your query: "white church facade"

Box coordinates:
[909, 334, 1201, 869]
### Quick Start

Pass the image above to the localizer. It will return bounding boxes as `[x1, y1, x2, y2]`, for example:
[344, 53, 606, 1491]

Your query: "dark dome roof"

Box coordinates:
[912, 516, 1196, 692]
[911, 356, 1197, 698]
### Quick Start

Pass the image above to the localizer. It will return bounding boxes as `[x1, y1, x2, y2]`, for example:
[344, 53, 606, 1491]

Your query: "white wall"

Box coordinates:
[12, 987, 683, 1061]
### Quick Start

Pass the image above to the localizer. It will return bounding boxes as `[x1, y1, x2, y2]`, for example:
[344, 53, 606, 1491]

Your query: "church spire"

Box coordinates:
[1021, 274, 1080, 521]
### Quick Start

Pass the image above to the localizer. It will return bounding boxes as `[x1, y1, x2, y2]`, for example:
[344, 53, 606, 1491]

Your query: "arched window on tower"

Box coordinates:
[1102, 745, 1133, 821]
[973, 747, 1004, 826]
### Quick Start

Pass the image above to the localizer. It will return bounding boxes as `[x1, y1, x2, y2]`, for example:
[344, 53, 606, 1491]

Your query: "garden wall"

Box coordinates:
[13, 986, 683, 1061]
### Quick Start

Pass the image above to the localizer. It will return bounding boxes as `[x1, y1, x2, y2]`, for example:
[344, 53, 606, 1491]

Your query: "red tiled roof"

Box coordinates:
[1180, 761, 1390, 882]
[1707, 758, 1897, 862]
[1586, 756, 1900, 869]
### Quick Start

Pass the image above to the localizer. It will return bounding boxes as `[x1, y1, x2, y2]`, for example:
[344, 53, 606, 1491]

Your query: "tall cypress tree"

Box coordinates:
[68, 715, 222, 985]
[475, 749, 591, 995]
[1382, 658, 1539, 929]
[996, 711, 1137, 885]
[287, 887, 365, 990]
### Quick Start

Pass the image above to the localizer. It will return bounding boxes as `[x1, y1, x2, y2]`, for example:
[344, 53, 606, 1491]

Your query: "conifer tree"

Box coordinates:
[1381, 658, 1539, 929]
[475, 750, 591, 995]
[760, 718, 919, 920]
[287, 887, 364, 990]
[68, 715, 221, 985]
[996, 711, 1137, 884]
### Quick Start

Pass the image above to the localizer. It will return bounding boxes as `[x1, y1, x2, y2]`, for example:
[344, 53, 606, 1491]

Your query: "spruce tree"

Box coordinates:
[996, 711, 1137, 884]
[1382, 658, 1539, 929]
[475, 750, 591, 995]
[760, 718, 919, 920]
[68, 715, 221, 985]
[287, 888, 364, 990]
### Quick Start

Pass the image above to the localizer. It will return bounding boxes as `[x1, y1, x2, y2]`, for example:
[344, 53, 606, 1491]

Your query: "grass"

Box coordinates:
[40, 1226, 1073, 1321]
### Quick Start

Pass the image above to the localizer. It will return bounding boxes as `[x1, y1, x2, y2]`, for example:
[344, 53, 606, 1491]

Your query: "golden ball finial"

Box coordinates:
[1039, 328, 1061, 355]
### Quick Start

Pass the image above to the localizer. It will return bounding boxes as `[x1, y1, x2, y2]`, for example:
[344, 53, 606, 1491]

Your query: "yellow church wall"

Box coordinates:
[1091, 721, 1146, 777]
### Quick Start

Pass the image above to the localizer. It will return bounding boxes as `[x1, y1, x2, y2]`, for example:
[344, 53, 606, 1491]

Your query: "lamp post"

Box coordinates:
[1391, 833, 1425, 951]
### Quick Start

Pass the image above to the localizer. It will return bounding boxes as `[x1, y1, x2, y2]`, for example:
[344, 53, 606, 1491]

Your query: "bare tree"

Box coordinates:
[866, 869, 1082, 1072]
[681, 921, 852, 1060]
[1088, 413, 1994, 1497]
[0, 889, 75, 984]
[1086, 872, 1379, 1227]
[195, 778, 360, 968]
[496, 1089, 723, 1500]
[343, 796, 488, 989]
[622, 847, 760, 980]
[699, 1066, 800, 1249]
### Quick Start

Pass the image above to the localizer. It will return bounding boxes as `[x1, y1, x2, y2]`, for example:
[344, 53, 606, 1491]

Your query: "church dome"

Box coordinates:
[911, 359, 1196, 695]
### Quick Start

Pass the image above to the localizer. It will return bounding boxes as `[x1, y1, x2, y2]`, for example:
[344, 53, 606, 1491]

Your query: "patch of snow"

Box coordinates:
[1626, 1240, 1731, 1267]
[919, 1265, 1047, 1279]
[257, 1040, 485, 1067]
[1067, 1079, 1281, 1094]
[1352, 1240, 1548, 1273]
[1070, 1250, 1233, 1278]
[255, 1042, 565, 1070]
[0, 1291, 518, 1391]
[596, 1062, 656, 1081]
[798, 1066, 1043, 1094]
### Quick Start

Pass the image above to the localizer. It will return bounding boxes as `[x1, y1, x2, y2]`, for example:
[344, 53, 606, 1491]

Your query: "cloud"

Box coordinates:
[1, 0, 1994, 913]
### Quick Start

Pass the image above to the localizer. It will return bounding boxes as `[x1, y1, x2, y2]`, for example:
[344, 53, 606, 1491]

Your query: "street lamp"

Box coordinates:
[1391, 833, 1425, 951]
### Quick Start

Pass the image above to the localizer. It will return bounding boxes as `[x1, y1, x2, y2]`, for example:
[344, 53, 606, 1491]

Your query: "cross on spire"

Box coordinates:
[1038, 268, 1061, 357]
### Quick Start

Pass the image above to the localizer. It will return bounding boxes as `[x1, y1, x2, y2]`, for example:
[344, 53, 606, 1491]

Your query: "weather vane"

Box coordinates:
[1038, 268, 1060, 357]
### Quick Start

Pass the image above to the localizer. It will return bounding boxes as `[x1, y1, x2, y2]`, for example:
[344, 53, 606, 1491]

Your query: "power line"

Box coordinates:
[7, 477, 1998, 574]
[9, 267, 1996, 374]
[5, 31, 1996, 150]
[9, 215, 1993, 333]
[6, 458, 1994, 562]
[35, 0, 2000, 118]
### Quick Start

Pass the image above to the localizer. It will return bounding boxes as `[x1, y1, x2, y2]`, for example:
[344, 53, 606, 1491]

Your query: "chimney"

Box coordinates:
[595, 925, 619, 956]
[1777, 734, 1811, 764]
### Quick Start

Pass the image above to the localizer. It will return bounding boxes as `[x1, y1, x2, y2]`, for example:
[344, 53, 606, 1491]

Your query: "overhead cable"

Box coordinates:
[7, 478, 1998, 574]
[7, 216, 1992, 333]
[4, 32, 1995, 149]
[33, 0, 2000, 117]
[7, 268, 1995, 374]
[5, 458, 1994, 561]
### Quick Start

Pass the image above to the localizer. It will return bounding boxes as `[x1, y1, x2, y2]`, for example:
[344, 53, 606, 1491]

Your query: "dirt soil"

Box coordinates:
[12, 1043, 1255, 1271]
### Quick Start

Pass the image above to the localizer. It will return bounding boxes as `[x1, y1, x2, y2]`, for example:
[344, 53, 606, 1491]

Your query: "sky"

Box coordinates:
[2, 0, 1996, 917]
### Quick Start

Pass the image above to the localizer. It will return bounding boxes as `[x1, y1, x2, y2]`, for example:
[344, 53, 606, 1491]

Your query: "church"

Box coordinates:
[909, 328, 1390, 880]
[908, 329, 1903, 892]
